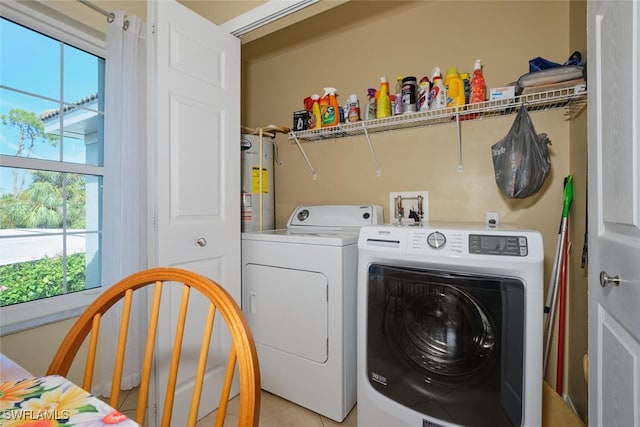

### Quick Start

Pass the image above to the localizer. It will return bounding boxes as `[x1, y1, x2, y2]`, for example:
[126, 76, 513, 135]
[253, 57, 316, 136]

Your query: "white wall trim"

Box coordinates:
[219, 0, 318, 37]
[0, 0, 105, 57]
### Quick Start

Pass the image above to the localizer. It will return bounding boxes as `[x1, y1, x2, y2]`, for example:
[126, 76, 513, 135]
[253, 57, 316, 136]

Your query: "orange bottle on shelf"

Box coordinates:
[310, 94, 322, 129]
[321, 87, 340, 127]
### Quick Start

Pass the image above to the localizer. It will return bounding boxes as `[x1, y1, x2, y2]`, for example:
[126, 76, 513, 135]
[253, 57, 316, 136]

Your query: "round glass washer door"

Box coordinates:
[388, 283, 496, 382]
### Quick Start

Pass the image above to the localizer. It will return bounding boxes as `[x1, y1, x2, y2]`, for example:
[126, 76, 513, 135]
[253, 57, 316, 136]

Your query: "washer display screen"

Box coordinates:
[469, 234, 528, 256]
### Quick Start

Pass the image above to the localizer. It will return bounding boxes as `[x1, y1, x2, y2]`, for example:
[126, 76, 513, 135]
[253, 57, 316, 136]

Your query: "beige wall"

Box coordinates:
[242, 0, 573, 225]
[0, 318, 93, 386]
[1, 0, 588, 420]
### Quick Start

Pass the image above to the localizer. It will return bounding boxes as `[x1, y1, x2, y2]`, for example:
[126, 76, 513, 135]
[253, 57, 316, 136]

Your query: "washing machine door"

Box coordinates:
[366, 264, 525, 427]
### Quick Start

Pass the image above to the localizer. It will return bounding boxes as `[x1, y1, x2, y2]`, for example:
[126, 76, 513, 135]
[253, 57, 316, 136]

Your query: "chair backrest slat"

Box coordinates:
[161, 284, 191, 427]
[216, 350, 238, 427]
[110, 288, 134, 407]
[187, 302, 217, 425]
[137, 280, 164, 425]
[47, 267, 260, 427]
[82, 313, 101, 391]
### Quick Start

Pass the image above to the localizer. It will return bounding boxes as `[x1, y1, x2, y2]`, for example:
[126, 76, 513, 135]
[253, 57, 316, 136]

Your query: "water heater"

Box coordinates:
[241, 133, 275, 231]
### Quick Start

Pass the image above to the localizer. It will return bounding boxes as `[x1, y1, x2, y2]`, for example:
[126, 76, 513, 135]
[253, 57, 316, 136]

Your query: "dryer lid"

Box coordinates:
[287, 204, 383, 231]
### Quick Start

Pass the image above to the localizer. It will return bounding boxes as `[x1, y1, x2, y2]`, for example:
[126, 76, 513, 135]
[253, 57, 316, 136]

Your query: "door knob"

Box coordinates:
[196, 237, 207, 247]
[599, 271, 621, 287]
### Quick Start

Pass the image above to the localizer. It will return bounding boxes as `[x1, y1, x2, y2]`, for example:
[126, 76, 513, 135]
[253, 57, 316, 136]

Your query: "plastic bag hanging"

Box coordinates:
[491, 106, 551, 198]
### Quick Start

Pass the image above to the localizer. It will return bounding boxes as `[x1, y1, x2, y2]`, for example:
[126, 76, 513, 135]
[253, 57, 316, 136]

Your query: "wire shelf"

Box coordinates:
[288, 84, 587, 143]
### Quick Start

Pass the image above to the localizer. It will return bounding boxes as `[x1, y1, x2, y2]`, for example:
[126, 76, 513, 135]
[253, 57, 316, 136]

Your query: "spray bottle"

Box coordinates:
[366, 88, 377, 120]
[321, 87, 340, 127]
[395, 76, 403, 115]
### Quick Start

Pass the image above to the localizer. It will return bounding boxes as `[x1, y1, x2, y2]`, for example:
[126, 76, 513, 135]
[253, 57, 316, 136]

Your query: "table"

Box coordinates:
[0, 354, 31, 382]
[1, 354, 140, 426]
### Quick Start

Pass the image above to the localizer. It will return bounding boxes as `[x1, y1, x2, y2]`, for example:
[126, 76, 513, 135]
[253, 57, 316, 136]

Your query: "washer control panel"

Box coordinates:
[288, 204, 383, 229]
[359, 224, 540, 260]
[469, 234, 528, 256]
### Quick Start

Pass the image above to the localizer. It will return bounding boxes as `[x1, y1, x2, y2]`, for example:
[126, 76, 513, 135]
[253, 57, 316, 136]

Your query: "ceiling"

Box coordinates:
[17, 0, 347, 45]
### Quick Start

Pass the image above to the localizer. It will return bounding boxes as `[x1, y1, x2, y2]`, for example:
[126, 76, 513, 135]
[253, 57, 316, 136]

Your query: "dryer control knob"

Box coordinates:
[296, 209, 310, 222]
[427, 231, 446, 249]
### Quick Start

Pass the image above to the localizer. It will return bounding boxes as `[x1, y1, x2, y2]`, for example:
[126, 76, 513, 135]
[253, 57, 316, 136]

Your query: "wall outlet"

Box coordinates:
[485, 211, 499, 227]
[389, 191, 429, 224]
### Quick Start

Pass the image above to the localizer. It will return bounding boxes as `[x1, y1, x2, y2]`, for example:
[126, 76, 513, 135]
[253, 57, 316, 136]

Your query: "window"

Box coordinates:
[0, 5, 106, 334]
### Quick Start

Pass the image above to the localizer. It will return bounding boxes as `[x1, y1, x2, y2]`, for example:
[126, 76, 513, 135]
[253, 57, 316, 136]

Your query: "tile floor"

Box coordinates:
[102, 385, 586, 427]
[107, 387, 357, 427]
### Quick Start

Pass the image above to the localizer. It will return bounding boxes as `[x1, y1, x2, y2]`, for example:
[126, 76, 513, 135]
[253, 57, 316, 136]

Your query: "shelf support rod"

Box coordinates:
[455, 109, 463, 173]
[362, 125, 382, 177]
[290, 131, 318, 180]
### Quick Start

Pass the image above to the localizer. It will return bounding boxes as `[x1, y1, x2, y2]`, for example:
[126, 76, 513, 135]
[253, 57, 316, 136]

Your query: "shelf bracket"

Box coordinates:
[362, 125, 382, 177]
[455, 109, 463, 173]
[290, 131, 317, 180]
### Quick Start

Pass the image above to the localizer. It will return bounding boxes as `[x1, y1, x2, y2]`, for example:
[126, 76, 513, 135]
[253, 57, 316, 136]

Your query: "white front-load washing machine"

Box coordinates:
[357, 223, 544, 427]
[241, 204, 383, 422]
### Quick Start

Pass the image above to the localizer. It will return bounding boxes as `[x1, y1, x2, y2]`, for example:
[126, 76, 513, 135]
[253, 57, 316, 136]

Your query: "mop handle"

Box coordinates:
[543, 176, 573, 372]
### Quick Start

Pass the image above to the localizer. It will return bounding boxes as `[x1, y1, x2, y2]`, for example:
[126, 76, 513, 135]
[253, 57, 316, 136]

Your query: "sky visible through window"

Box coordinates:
[1, 16, 104, 307]
[0, 17, 102, 195]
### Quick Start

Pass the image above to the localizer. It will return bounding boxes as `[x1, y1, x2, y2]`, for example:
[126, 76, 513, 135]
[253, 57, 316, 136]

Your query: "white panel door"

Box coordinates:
[148, 0, 240, 424]
[588, 1, 640, 426]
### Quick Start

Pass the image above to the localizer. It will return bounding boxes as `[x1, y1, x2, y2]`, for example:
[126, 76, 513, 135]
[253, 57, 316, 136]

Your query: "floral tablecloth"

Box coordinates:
[0, 375, 140, 426]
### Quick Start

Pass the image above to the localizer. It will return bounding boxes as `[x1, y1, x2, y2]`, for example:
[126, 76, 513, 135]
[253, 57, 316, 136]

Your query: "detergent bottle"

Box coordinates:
[376, 77, 392, 118]
[470, 59, 486, 104]
[428, 67, 447, 110]
[310, 94, 322, 129]
[444, 67, 465, 107]
[321, 87, 340, 127]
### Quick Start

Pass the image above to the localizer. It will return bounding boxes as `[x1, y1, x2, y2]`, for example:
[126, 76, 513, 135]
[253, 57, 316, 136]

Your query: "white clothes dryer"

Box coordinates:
[357, 223, 544, 427]
[241, 204, 383, 422]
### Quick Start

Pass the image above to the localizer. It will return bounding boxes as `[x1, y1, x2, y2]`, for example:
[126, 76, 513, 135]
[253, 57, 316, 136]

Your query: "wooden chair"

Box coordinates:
[47, 267, 260, 427]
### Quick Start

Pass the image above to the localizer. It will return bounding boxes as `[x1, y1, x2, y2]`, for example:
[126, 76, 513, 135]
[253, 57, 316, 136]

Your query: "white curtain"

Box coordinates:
[100, 10, 147, 395]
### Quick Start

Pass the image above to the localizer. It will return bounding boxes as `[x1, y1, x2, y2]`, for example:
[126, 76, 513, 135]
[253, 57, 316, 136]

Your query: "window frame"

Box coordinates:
[0, 0, 107, 335]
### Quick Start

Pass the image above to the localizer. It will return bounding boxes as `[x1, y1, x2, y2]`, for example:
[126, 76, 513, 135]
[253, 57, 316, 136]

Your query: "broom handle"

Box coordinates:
[556, 224, 569, 394]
